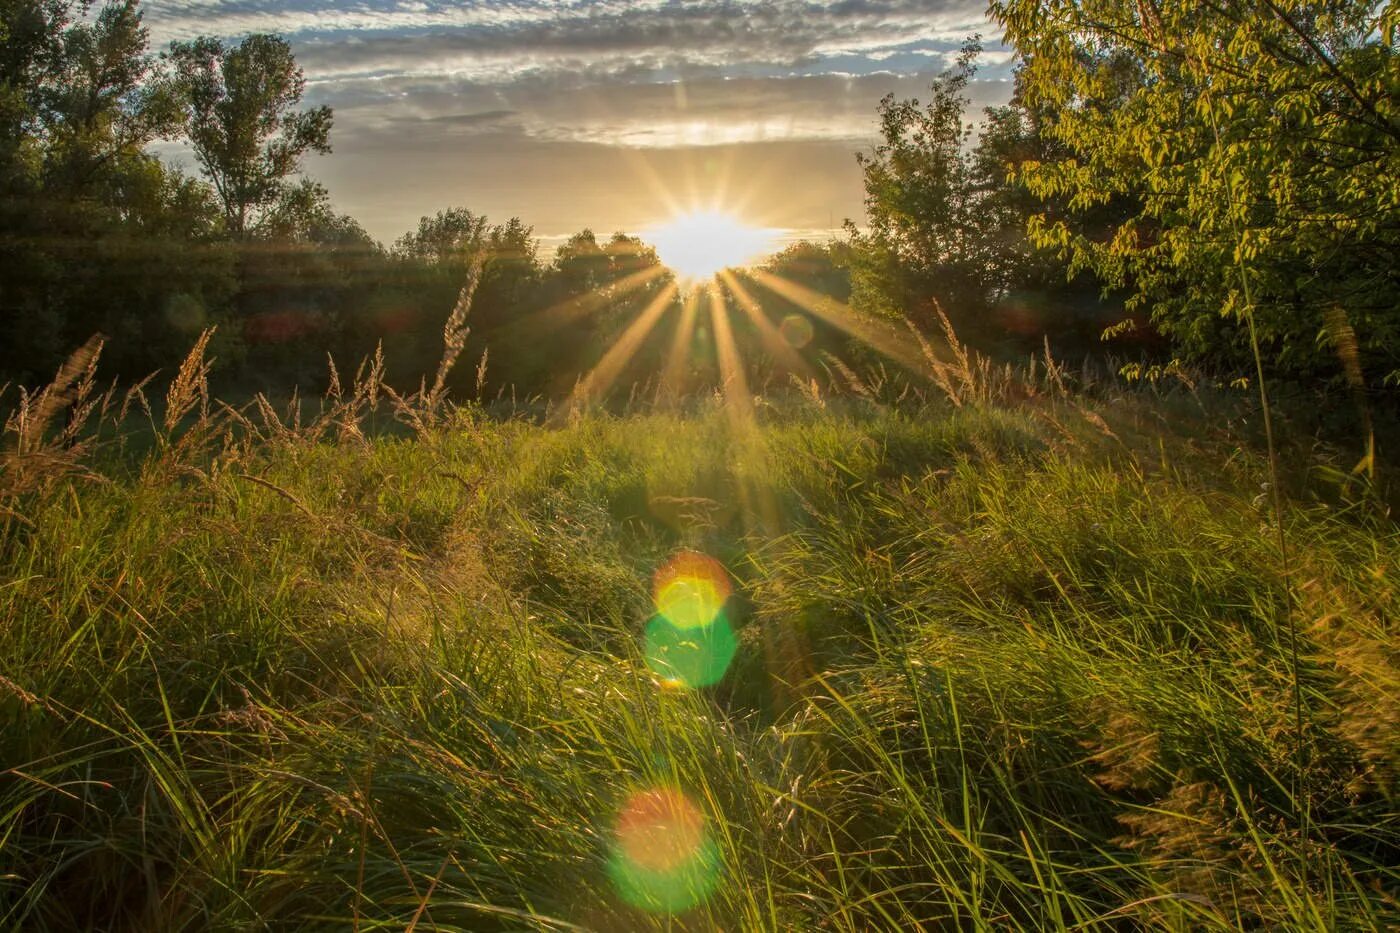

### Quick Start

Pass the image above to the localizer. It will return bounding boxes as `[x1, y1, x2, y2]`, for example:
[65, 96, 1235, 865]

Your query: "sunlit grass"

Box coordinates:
[1, 337, 1395, 930]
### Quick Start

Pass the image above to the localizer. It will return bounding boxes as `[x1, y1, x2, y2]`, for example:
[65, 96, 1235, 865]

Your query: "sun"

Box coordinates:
[645, 211, 779, 282]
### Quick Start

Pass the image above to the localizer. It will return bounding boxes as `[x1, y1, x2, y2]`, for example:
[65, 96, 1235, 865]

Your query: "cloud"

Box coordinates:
[321, 69, 1013, 150]
[140, 1, 1015, 243]
[145, 1, 997, 86]
[419, 108, 518, 127]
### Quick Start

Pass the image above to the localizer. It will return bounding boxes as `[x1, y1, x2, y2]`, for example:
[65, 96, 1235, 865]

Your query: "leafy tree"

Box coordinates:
[39, 0, 180, 191]
[765, 239, 852, 300]
[236, 180, 380, 386]
[845, 41, 1132, 355]
[167, 33, 332, 237]
[0, 1, 232, 380]
[394, 208, 542, 302]
[381, 208, 550, 391]
[971, 69, 1148, 353]
[393, 206, 487, 265]
[845, 41, 1007, 325]
[0, 1, 62, 183]
[991, 0, 1400, 381]
[260, 177, 371, 248]
[552, 229, 660, 295]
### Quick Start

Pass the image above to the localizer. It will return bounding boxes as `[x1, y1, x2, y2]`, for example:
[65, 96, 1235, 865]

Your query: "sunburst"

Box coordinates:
[533, 197, 944, 718]
[645, 211, 780, 283]
[537, 187, 949, 449]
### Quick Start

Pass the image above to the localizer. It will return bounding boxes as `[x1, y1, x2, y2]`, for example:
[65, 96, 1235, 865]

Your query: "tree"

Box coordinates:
[553, 229, 660, 296]
[845, 41, 1005, 325]
[991, 0, 1400, 382]
[260, 178, 371, 248]
[970, 68, 1148, 353]
[381, 208, 549, 391]
[0, 1, 232, 380]
[844, 40, 1132, 355]
[167, 33, 331, 236]
[393, 206, 487, 265]
[1, 1, 61, 180]
[39, 0, 180, 191]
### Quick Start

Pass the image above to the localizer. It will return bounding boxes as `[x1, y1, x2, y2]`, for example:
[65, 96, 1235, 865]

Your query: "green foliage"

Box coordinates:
[38, 0, 181, 190]
[847, 41, 998, 323]
[259, 177, 371, 247]
[0, 0, 235, 381]
[845, 41, 1135, 358]
[167, 32, 332, 236]
[991, 0, 1400, 382]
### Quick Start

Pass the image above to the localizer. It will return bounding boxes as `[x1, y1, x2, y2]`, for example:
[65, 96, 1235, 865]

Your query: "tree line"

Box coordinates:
[1, 0, 1395, 396]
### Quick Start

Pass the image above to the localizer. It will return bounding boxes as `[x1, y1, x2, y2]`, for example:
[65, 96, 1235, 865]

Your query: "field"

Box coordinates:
[1, 341, 1397, 930]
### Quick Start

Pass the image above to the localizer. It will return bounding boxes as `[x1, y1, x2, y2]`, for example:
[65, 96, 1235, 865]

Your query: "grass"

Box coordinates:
[1, 336, 1397, 930]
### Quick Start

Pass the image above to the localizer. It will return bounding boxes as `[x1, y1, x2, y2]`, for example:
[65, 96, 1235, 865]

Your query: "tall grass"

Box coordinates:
[0, 330, 1395, 929]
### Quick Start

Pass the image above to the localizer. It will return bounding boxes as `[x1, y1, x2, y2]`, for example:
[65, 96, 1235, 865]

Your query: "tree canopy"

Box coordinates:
[990, 0, 1400, 380]
[167, 33, 332, 237]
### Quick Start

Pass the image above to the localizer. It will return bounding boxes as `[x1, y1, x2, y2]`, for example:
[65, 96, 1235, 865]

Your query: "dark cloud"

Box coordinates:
[291, 5, 986, 83]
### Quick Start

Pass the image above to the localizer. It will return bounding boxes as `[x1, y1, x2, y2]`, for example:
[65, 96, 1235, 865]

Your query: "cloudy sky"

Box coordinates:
[143, 1, 1014, 246]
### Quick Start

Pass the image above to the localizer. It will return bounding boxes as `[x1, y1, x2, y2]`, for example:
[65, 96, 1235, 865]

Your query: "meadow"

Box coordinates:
[1, 331, 1395, 931]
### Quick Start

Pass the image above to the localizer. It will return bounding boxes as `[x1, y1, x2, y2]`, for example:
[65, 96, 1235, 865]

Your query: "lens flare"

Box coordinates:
[164, 293, 206, 334]
[645, 612, 737, 689]
[779, 313, 815, 348]
[653, 550, 731, 630]
[609, 788, 721, 913]
[646, 551, 737, 688]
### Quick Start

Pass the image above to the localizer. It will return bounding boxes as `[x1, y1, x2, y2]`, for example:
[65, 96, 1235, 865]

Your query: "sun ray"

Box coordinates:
[501, 265, 665, 338]
[707, 281, 804, 699]
[744, 269, 940, 376]
[658, 286, 703, 405]
[716, 269, 816, 380]
[708, 283, 753, 430]
[709, 282, 783, 532]
[564, 280, 680, 415]
[620, 148, 687, 221]
[701, 148, 738, 219]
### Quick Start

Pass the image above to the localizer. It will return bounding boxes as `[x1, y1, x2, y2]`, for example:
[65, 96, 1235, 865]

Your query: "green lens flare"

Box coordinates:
[644, 612, 737, 689]
[609, 788, 721, 913]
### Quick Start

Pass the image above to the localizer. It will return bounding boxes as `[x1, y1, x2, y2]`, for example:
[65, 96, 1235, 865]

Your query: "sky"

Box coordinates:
[142, 1, 1015, 248]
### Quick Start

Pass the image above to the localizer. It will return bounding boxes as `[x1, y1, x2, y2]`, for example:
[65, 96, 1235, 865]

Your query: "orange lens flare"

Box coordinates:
[608, 787, 721, 913]
[652, 550, 732, 630]
[616, 788, 706, 873]
[779, 313, 814, 348]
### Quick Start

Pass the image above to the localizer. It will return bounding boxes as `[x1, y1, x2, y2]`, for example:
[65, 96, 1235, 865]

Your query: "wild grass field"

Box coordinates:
[1, 334, 1397, 931]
